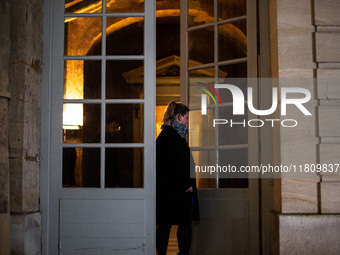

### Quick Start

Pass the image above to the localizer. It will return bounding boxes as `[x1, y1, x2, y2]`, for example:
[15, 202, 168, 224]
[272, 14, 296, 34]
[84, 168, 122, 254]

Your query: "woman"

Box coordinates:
[156, 100, 199, 255]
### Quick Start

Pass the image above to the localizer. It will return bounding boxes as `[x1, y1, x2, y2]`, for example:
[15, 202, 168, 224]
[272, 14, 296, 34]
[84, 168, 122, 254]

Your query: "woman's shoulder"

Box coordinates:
[157, 126, 188, 147]
[157, 125, 175, 140]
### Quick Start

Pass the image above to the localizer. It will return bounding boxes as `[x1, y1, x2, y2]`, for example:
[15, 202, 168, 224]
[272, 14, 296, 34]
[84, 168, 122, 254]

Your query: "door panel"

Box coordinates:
[192, 190, 250, 254]
[45, 0, 156, 254]
[59, 199, 144, 255]
[181, 0, 259, 254]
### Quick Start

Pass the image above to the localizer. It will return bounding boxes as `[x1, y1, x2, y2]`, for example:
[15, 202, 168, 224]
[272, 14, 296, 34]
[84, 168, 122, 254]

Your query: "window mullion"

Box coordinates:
[101, 6, 106, 189]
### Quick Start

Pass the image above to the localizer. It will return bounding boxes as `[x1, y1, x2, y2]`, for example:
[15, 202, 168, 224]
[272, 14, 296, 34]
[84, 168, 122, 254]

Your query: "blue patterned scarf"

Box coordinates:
[170, 118, 188, 139]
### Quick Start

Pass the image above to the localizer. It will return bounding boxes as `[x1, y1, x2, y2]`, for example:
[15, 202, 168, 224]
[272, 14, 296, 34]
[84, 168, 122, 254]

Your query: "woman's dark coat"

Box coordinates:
[156, 125, 199, 225]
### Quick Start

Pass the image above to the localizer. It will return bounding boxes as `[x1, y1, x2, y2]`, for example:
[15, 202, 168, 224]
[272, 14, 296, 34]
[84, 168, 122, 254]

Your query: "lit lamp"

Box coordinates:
[63, 104, 83, 130]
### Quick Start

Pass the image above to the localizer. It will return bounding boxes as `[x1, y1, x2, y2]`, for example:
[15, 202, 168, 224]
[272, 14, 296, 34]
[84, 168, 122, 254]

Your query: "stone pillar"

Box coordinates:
[9, 0, 43, 254]
[314, 0, 340, 215]
[275, 0, 319, 213]
[270, 0, 340, 254]
[0, 0, 11, 254]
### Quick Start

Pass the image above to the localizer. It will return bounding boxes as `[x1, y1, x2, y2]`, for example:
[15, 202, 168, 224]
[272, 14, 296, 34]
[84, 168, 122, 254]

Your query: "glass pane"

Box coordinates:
[63, 104, 101, 143]
[105, 148, 143, 188]
[63, 104, 84, 137]
[189, 77, 248, 146]
[189, 68, 215, 80]
[216, 105, 248, 146]
[82, 148, 101, 187]
[196, 178, 216, 188]
[189, 108, 216, 147]
[156, 82, 181, 108]
[218, 0, 246, 21]
[188, 0, 214, 27]
[215, 78, 248, 146]
[219, 178, 248, 188]
[106, 18, 144, 55]
[218, 20, 247, 62]
[63, 147, 101, 188]
[62, 147, 77, 187]
[64, 60, 101, 100]
[106, 60, 144, 99]
[106, 104, 144, 143]
[156, 0, 180, 10]
[106, 0, 144, 13]
[218, 148, 248, 188]
[219, 62, 247, 78]
[64, 17, 102, 56]
[217, 78, 248, 103]
[84, 60, 102, 99]
[191, 150, 217, 188]
[192, 149, 249, 189]
[188, 74, 214, 108]
[65, 0, 102, 14]
[188, 26, 214, 67]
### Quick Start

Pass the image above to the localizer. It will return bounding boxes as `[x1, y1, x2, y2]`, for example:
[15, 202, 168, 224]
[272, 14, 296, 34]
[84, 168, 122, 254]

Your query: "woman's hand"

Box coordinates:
[185, 186, 193, 193]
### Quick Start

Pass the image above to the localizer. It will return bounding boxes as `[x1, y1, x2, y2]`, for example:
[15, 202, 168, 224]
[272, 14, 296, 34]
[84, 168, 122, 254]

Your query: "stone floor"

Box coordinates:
[156, 225, 179, 255]
[167, 226, 179, 254]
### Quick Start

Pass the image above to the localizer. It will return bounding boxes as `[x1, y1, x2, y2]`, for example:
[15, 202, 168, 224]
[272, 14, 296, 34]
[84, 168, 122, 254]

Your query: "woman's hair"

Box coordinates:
[163, 100, 189, 123]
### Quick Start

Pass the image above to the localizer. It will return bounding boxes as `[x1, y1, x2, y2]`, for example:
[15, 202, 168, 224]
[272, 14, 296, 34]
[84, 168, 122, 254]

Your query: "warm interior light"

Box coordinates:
[63, 60, 84, 130]
[156, 106, 167, 137]
[63, 104, 83, 130]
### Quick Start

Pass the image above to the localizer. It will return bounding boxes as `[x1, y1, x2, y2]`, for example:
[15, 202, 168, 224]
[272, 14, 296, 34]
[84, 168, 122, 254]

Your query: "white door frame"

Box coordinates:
[180, 0, 260, 254]
[40, 0, 264, 254]
[40, 0, 156, 254]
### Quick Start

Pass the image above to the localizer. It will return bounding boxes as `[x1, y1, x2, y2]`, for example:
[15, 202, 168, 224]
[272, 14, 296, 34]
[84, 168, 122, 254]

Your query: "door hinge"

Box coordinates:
[58, 239, 62, 250]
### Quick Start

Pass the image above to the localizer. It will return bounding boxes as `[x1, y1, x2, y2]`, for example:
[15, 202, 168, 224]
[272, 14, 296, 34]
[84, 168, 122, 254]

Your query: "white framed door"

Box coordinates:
[41, 0, 260, 254]
[180, 0, 259, 254]
[41, 0, 156, 254]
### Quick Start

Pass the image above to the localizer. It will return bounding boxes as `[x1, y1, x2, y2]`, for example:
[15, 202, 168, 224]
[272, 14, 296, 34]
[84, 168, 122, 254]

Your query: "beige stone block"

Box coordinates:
[318, 106, 340, 136]
[0, 214, 11, 255]
[281, 131, 318, 169]
[321, 181, 340, 213]
[317, 70, 340, 99]
[320, 99, 340, 106]
[317, 69, 340, 77]
[278, 69, 314, 78]
[9, 158, 39, 213]
[276, 214, 340, 255]
[316, 32, 340, 62]
[10, 0, 43, 62]
[323, 176, 340, 182]
[277, 0, 314, 29]
[280, 101, 318, 175]
[22, 161, 39, 212]
[281, 101, 316, 130]
[318, 62, 340, 69]
[11, 213, 41, 255]
[319, 144, 340, 177]
[9, 123, 25, 149]
[281, 178, 319, 213]
[315, 0, 340, 25]
[278, 77, 316, 98]
[9, 158, 23, 212]
[320, 144, 340, 165]
[321, 137, 340, 144]
[277, 29, 316, 69]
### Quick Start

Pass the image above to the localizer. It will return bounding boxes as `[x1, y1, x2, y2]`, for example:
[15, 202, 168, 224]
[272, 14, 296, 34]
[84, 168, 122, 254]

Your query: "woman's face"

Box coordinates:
[178, 112, 189, 126]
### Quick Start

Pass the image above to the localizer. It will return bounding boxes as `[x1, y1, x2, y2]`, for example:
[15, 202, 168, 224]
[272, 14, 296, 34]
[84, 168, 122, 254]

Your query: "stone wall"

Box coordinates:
[314, 0, 340, 214]
[2, 0, 340, 254]
[8, 0, 43, 254]
[0, 0, 11, 254]
[270, 0, 340, 254]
